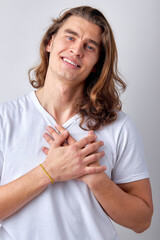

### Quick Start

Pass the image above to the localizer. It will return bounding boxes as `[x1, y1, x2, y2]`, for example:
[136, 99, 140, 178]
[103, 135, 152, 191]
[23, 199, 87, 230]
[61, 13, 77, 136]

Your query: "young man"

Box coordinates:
[0, 6, 153, 240]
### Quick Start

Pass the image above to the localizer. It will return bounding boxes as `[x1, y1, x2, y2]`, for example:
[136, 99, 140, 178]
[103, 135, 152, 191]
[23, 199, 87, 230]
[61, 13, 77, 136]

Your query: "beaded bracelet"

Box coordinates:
[39, 164, 54, 184]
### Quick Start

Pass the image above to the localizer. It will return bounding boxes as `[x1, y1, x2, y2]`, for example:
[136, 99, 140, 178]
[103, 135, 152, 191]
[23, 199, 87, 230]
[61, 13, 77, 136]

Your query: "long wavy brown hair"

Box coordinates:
[28, 6, 126, 130]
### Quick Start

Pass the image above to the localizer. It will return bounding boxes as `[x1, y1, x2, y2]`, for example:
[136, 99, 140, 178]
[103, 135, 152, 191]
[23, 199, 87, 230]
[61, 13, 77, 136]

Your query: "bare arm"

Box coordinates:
[52, 124, 153, 233]
[0, 130, 105, 220]
[86, 173, 153, 233]
[0, 165, 51, 220]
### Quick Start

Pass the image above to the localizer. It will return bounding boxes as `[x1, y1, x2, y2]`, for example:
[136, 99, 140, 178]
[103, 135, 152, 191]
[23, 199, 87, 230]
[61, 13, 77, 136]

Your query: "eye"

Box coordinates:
[85, 44, 94, 51]
[67, 36, 74, 41]
[87, 45, 94, 50]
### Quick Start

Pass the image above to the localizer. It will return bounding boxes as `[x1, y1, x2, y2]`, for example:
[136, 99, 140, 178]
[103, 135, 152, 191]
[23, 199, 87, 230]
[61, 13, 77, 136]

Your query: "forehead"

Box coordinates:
[58, 15, 102, 42]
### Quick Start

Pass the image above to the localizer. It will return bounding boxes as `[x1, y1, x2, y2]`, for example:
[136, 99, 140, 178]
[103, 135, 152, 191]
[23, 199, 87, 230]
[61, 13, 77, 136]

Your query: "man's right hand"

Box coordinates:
[42, 125, 106, 183]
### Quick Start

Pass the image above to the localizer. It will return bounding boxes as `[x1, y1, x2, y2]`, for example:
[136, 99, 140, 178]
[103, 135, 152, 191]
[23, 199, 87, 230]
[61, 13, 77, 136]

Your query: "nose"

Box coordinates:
[70, 42, 84, 58]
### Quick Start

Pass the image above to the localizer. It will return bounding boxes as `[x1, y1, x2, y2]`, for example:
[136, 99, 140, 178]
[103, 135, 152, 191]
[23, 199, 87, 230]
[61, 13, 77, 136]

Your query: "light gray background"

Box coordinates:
[0, 0, 159, 239]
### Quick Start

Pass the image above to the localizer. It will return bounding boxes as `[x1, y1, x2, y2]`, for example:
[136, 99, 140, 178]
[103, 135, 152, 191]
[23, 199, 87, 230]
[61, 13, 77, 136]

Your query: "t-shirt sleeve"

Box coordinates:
[112, 116, 149, 184]
[0, 150, 3, 180]
[0, 111, 4, 180]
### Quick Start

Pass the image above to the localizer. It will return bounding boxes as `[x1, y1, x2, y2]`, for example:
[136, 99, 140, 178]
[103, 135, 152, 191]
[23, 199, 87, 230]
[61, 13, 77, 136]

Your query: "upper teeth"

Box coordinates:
[63, 58, 78, 67]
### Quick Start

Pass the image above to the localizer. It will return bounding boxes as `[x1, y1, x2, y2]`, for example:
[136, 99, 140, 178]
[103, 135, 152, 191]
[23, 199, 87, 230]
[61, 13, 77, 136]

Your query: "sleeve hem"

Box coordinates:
[113, 172, 149, 184]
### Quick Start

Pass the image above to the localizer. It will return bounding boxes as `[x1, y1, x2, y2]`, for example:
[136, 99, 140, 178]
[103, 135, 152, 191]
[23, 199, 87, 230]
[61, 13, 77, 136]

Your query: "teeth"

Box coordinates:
[63, 58, 78, 67]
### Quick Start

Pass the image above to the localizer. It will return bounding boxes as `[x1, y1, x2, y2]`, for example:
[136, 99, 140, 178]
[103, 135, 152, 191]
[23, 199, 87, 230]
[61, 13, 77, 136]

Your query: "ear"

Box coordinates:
[46, 35, 54, 52]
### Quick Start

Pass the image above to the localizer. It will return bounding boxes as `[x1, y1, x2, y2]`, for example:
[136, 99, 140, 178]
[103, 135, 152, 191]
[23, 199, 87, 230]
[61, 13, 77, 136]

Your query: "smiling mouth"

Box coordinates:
[62, 57, 80, 68]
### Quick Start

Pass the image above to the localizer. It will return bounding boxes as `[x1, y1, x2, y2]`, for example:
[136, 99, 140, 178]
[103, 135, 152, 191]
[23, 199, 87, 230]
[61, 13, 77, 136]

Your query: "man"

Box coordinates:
[0, 6, 153, 240]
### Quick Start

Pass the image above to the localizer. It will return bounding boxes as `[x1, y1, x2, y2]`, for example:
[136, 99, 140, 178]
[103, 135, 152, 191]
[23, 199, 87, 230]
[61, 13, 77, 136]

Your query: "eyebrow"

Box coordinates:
[64, 28, 100, 47]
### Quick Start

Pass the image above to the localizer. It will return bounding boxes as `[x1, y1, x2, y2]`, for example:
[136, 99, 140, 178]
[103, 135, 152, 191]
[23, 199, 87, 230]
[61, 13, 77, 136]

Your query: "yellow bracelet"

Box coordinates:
[39, 164, 54, 184]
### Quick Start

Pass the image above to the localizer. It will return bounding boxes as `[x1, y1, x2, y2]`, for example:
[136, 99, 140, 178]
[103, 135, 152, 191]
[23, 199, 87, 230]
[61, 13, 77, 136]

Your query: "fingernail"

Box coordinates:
[102, 151, 105, 156]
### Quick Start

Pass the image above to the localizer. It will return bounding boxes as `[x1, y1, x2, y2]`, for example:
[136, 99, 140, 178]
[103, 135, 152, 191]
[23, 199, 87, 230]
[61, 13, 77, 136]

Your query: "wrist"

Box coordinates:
[38, 163, 53, 186]
[88, 172, 108, 190]
[39, 163, 54, 184]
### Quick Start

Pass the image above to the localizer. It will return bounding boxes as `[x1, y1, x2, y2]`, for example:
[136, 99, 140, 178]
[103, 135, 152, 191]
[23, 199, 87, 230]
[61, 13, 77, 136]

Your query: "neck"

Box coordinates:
[36, 74, 84, 125]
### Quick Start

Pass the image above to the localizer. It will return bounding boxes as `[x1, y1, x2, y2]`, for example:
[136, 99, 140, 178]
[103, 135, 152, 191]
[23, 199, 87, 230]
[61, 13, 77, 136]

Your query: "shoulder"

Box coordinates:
[96, 111, 141, 148]
[112, 111, 130, 129]
[115, 111, 139, 135]
[0, 92, 32, 124]
[98, 111, 132, 135]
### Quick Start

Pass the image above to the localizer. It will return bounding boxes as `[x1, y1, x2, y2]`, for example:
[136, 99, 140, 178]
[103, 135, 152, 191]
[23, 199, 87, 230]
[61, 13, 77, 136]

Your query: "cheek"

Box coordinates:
[54, 39, 70, 53]
[87, 56, 99, 71]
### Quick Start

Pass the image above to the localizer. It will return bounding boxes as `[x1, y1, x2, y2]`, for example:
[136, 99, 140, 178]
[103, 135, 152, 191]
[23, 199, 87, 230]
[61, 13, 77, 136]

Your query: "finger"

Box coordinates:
[81, 140, 104, 156]
[55, 124, 76, 145]
[88, 130, 94, 136]
[75, 135, 97, 149]
[84, 165, 106, 175]
[87, 130, 97, 143]
[46, 126, 69, 147]
[87, 130, 98, 153]
[46, 126, 60, 140]
[54, 123, 66, 134]
[42, 147, 49, 155]
[84, 151, 105, 165]
[53, 130, 69, 147]
[53, 125, 69, 146]
[43, 132, 54, 145]
[63, 142, 68, 146]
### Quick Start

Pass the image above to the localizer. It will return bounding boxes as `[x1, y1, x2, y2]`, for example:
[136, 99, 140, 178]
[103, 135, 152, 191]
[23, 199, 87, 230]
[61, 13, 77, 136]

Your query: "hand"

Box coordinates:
[42, 124, 106, 182]
[77, 130, 106, 188]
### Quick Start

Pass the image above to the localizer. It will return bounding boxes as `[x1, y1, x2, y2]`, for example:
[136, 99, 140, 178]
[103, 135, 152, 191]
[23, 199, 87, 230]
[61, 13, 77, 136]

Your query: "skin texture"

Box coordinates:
[46, 16, 101, 86]
[0, 16, 106, 221]
[0, 131, 106, 220]
[43, 124, 153, 233]
[36, 16, 102, 125]
[0, 16, 153, 234]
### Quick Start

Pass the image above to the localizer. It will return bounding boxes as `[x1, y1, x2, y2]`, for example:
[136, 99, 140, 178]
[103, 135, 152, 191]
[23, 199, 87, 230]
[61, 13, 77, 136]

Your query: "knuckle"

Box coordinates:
[58, 134, 64, 140]
[90, 144, 95, 152]
[78, 158, 83, 167]
[96, 153, 99, 160]
[70, 144, 77, 152]
[75, 151, 82, 159]
[84, 137, 89, 146]
[88, 144, 96, 154]
[48, 126, 54, 134]
[90, 154, 96, 162]
[89, 168, 96, 174]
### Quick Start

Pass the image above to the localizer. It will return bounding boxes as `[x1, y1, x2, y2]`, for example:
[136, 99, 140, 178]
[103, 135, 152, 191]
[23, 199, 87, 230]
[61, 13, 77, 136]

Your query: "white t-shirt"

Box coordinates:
[0, 91, 149, 240]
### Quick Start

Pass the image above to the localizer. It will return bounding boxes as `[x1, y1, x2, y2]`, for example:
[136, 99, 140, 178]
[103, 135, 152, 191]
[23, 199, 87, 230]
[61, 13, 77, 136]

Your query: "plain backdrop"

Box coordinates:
[0, 0, 159, 239]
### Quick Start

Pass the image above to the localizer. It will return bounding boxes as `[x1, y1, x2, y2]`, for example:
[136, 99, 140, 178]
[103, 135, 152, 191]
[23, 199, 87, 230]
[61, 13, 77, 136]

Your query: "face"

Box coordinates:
[46, 15, 102, 87]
